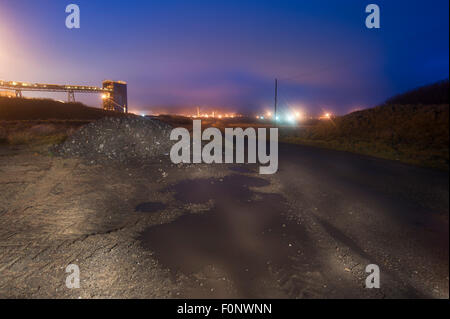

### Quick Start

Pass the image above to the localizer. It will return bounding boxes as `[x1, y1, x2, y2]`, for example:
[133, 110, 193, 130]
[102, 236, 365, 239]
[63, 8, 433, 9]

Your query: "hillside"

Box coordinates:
[386, 80, 449, 105]
[281, 82, 450, 170]
[0, 97, 128, 146]
[0, 97, 125, 120]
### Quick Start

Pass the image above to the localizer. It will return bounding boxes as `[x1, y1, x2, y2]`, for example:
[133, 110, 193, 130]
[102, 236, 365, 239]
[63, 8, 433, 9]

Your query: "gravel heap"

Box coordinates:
[55, 116, 174, 163]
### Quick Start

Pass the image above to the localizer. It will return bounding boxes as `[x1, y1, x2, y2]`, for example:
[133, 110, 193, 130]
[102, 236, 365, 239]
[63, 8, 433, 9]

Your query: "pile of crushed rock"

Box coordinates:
[54, 116, 174, 164]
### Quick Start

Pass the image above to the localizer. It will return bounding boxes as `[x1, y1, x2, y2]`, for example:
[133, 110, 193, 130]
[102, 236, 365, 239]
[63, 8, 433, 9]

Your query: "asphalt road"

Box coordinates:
[274, 143, 449, 298]
[0, 143, 448, 298]
[140, 143, 449, 298]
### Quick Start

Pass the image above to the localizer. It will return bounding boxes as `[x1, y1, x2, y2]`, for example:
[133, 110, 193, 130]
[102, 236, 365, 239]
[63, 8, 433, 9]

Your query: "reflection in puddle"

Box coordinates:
[228, 166, 253, 174]
[138, 174, 314, 297]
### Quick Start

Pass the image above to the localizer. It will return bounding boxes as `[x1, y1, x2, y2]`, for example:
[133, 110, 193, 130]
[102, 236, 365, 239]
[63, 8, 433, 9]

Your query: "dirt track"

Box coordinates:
[0, 143, 448, 298]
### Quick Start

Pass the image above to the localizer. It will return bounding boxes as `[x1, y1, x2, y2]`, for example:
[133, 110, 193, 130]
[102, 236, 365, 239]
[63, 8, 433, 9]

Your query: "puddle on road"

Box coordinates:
[228, 166, 254, 174]
[135, 202, 166, 213]
[138, 174, 314, 297]
[172, 174, 268, 204]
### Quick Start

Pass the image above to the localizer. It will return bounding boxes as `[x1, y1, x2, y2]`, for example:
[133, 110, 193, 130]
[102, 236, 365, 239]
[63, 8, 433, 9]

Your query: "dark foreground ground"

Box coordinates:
[0, 143, 448, 298]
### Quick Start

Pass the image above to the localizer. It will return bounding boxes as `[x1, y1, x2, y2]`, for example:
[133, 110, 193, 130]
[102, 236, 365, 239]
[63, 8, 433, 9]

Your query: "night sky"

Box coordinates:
[0, 0, 448, 115]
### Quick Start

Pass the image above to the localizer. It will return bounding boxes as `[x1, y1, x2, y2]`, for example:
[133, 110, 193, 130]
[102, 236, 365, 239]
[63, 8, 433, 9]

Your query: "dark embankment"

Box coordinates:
[0, 97, 125, 121]
[386, 79, 449, 105]
[0, 97, 126, 145]
[281, 80, 449, 170]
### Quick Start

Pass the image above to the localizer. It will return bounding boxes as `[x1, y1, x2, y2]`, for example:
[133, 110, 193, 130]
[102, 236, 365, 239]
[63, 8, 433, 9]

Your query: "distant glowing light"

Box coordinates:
[320, 112, 332, 120]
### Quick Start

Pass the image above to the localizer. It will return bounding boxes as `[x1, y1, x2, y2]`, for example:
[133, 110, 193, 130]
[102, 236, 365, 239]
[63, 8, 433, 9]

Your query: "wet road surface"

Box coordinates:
[0, 143, 447, 298]
[138, 143, 449, 298]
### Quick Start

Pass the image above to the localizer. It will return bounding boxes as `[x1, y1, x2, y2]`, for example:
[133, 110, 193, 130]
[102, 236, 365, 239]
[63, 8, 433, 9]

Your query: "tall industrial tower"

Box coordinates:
[102, 80, 128, 113]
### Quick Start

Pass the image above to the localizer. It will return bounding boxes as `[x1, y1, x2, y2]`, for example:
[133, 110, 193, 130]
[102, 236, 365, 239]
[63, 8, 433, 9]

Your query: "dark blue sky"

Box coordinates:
[1, 0, 448, 115]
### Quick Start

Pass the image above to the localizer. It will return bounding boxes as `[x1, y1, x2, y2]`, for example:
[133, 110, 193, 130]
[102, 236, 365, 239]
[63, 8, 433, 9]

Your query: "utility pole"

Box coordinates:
[274, 78, 278, 122]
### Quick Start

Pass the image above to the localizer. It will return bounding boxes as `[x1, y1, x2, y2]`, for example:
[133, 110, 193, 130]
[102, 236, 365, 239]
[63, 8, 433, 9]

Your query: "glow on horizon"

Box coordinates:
[0, 1, 448, 113]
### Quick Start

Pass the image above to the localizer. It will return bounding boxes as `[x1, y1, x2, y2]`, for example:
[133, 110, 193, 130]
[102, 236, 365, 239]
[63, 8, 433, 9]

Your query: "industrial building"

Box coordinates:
[1, 79, 128, 113]
[102, 80, 128, 113]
